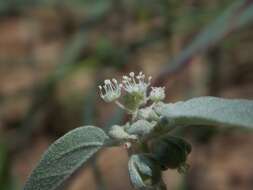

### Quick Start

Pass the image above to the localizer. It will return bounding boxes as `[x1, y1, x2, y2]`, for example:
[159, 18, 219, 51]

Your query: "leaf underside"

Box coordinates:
[157, 96, 253, 128]
[128, 155, 153, 190]
[23, 126, 109, 190]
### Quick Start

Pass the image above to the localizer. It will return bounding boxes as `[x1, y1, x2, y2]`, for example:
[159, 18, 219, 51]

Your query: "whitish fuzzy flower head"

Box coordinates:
[149, 87, 165, 102]
[122, 71, 152, 96]
[99, 79, 122, 102]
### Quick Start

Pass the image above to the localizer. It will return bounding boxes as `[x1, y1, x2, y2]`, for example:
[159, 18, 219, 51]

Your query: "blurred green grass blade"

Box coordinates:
[157, 0, 253, 81]
[0, 143, 7, 186]
[0, 0, 112, 16]
[52, 32, 88, 83]
[237, 1, 253, 28]
[62, 0, 112, 17]
[18, 0, 111, 140]
[18, 31, 88, 136]
[82, 87, 97, 125]
[0, 143, 14, 190]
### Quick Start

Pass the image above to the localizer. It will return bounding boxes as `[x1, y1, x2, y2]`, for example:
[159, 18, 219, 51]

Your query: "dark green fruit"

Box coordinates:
[150, 135, 191, 170]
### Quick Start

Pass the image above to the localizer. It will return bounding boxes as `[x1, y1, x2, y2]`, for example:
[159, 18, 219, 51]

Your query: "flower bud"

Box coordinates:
[137, 106, 160, 121]
[126, 120, 157, 137]
[149, 87, 165, 102]
[108, 125, 137, 140]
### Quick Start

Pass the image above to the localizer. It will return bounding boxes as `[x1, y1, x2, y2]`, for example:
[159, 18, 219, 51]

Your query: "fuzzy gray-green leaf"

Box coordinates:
[155, 96, 253, 128]
[23, 126, 109, 190]
[128, 154, 161, 190]
[127, 120, 157, 136]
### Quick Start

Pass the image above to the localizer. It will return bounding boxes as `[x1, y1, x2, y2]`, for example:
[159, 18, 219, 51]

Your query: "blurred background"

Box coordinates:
[0, 0, 253, 190]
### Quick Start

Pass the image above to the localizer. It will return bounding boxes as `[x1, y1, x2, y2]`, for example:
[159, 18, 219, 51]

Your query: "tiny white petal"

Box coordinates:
[129, 72, 135, 77]
[123, 76, 128, 80]
[104, 79, 111, 84]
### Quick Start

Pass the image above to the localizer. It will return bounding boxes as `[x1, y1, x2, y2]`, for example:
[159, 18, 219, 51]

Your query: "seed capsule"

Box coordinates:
[150, 135, 191, 170]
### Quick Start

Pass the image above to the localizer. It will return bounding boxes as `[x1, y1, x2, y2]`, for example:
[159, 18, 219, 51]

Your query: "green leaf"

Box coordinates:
[155, 97, 253, 128]
[23, 126, 109, 190]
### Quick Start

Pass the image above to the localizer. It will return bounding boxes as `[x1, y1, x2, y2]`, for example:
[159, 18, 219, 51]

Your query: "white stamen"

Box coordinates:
[112, 78, 117, 83]
[121, 71, 152, 97]
[123, 76, 128, 80]
[129, 72, 135, 77]
[104, 79, 110, 84]
[98, 78, 122, 102]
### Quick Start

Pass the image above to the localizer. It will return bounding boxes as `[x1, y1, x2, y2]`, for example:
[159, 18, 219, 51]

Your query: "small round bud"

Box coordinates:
[137, 106, 160, 121]
[108, 125, 137, 140]
[149, 87, 165, 102]
[126, 120, 157, 137]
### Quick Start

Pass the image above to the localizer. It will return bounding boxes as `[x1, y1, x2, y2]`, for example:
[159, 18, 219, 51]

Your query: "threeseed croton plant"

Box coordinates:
[24, 72, 253, 190]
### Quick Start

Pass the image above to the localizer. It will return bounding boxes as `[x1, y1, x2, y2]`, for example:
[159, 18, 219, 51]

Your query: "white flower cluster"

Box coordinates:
[98, 79, 122, 102]
[122, 72, 151, 96]
[98, 72, 165, 110]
